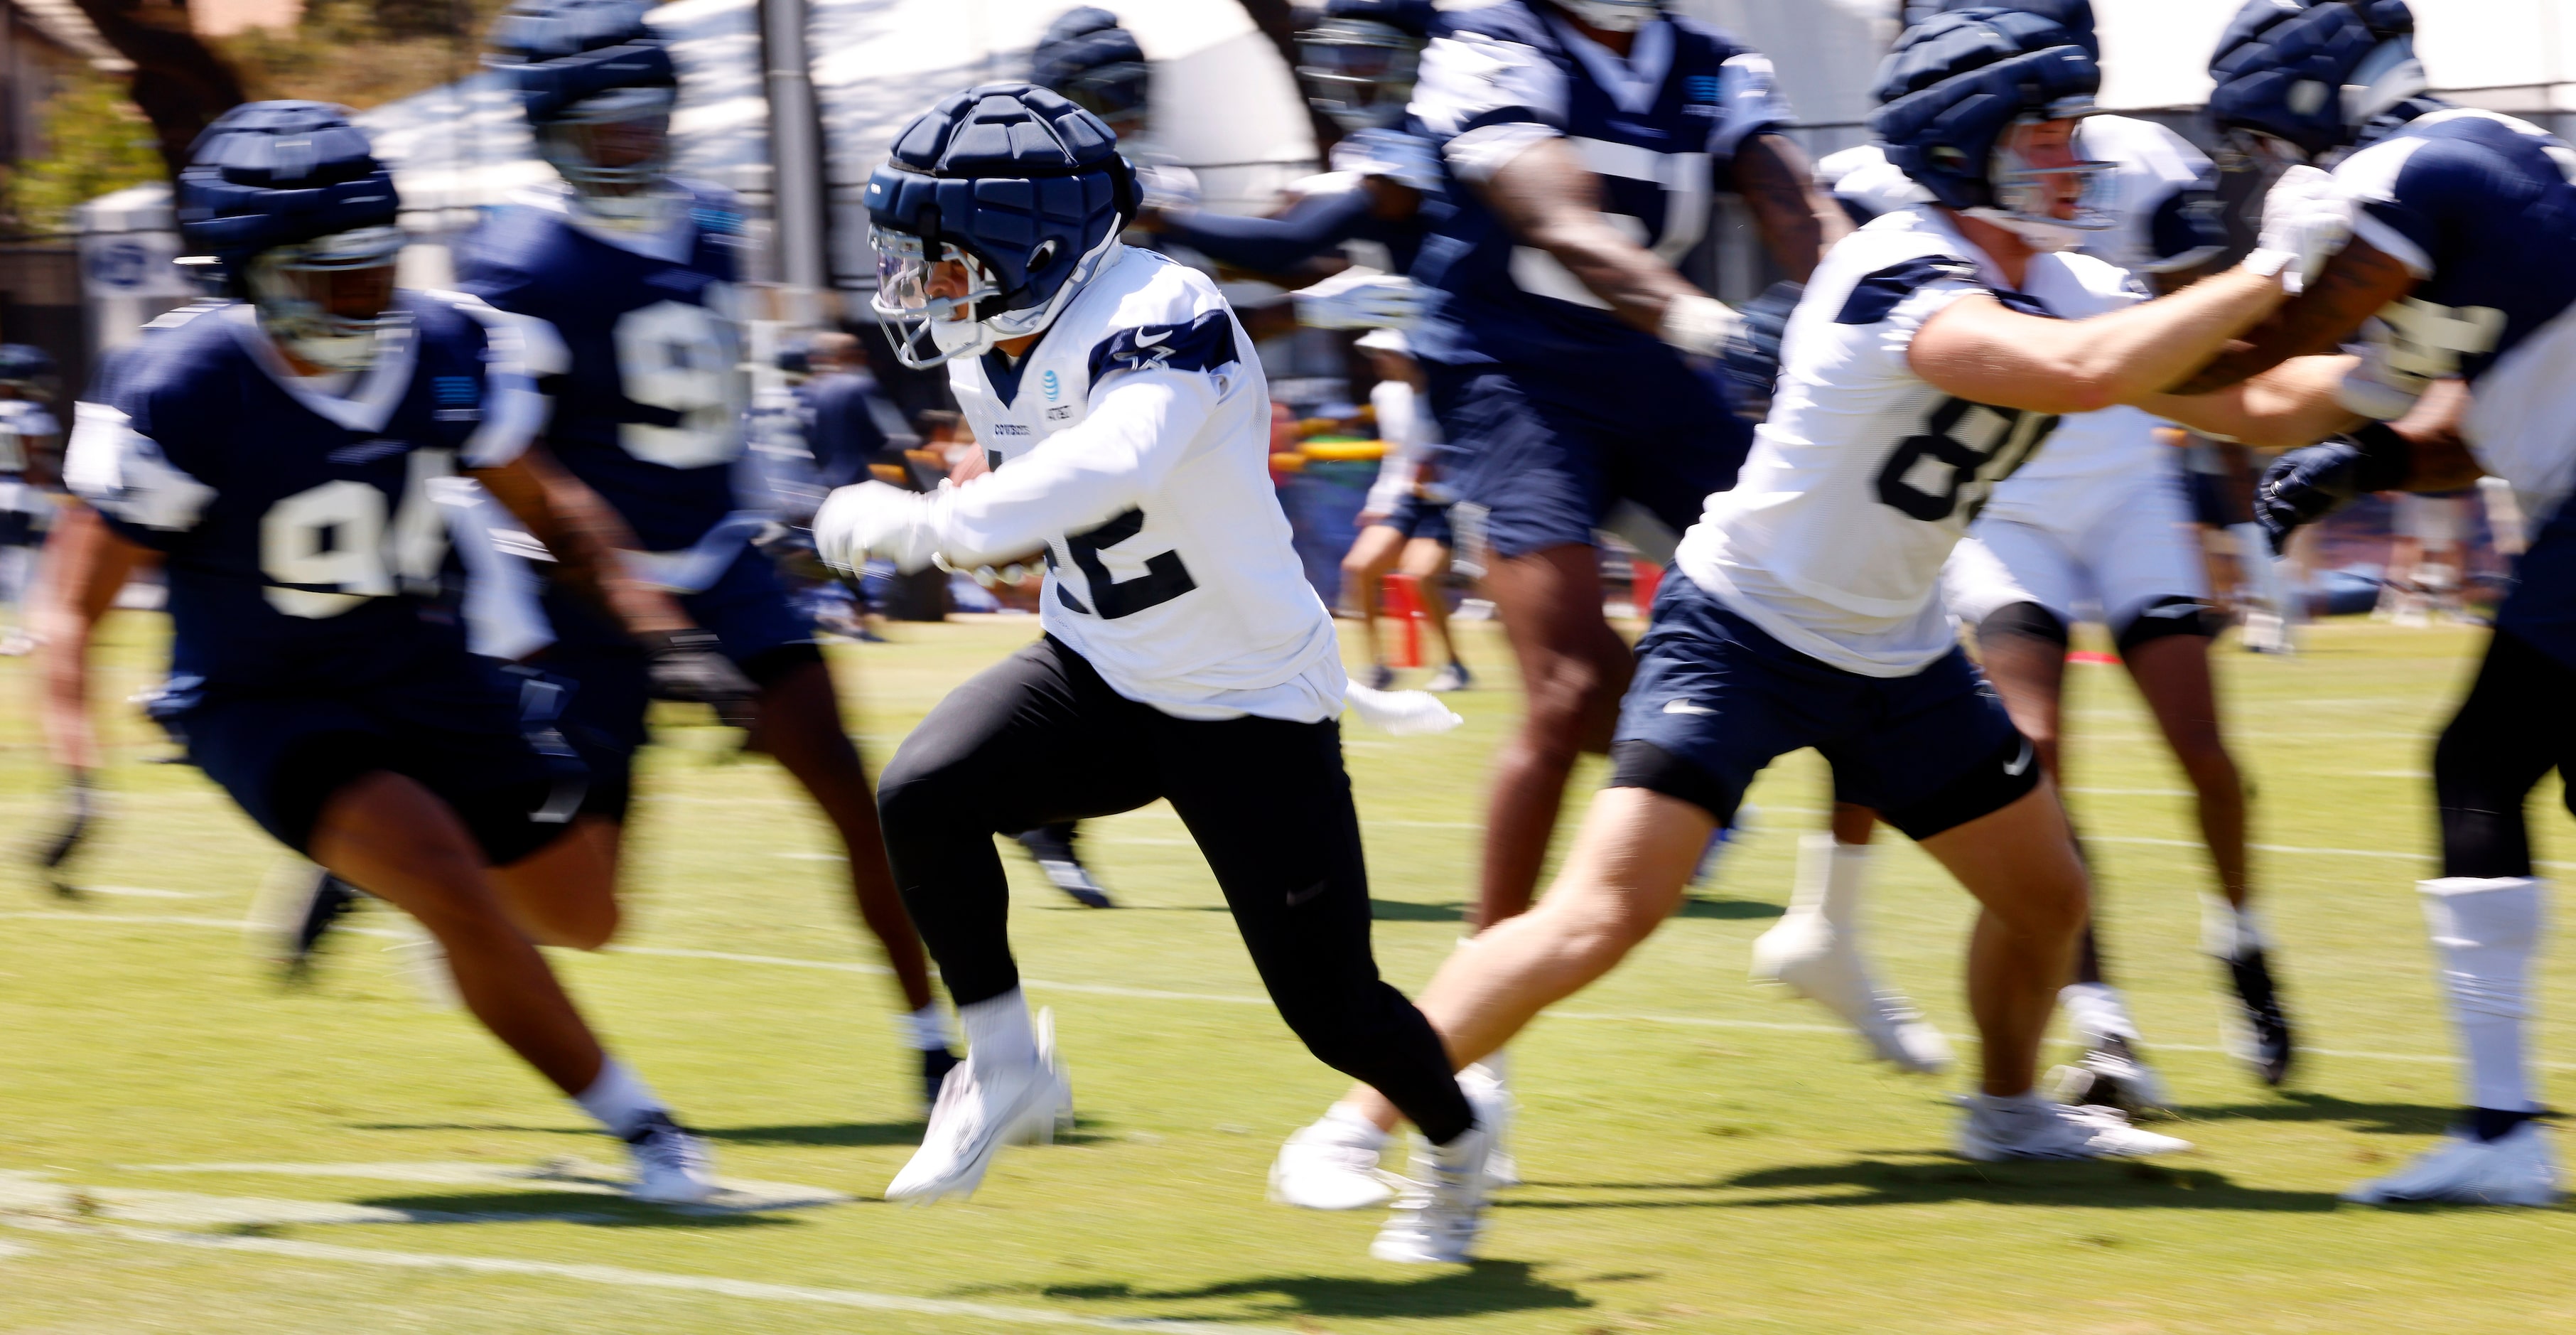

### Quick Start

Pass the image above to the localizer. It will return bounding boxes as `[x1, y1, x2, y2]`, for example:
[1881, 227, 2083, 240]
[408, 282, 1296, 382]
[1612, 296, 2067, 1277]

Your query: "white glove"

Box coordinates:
[1659, 291, 1742, 358]
[812, 480, 937, 574]
[2245, 163, 2353, 295]
[1344, 683, 1465, 736]
[1133, 163, 1201, 214]
[1294, 268, 1426, 331]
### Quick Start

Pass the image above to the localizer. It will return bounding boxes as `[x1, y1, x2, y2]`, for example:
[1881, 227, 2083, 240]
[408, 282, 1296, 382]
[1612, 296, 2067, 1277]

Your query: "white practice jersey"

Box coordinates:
[1362, 378, 1445, 515]
[939, 245, 1344, 722]
[0, 399, 57, 475]
[1676, 205, 2135, 676]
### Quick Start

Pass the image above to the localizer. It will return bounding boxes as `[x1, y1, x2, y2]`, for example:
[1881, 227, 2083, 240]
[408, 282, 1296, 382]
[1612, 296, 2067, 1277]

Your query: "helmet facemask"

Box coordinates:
[870, 220, 1121, 370]
[1964, 112, 2116, 252]
[1298, 18, 1422, 133]
[245, 224, 406, 373]
[2342, 34, 2427, 139]
[1556, 0, 1662, 33]
[538, 85, 677, 222]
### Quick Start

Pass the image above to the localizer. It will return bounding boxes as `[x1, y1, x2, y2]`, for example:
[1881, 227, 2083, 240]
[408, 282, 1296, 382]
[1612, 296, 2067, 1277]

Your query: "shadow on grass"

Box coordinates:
[1676, 895, 1783, 920]
[345, 1190, 805, 1228]
[1498, 1156, 2339, 1212]
[954, 1260, 1589, 1322]
[1357, 895, 1779, 922]
[2170, 1091, 2455, 1136]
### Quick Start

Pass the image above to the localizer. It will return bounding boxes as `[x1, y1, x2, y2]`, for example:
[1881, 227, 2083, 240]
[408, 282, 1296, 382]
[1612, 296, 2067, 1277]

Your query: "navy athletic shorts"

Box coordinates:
[161, 653, 585, 864]
[2494, 506, 2576, 673]
[537, 542, 821, 821]
[1426, 352, 1751, 560]
[1377, 491, 1454, 547]
[1609, 574, 2039, 840]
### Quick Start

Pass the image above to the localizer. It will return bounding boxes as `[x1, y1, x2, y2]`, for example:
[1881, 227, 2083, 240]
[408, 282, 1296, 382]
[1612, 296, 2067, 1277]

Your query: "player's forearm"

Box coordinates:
[2167, 241, 2420, 395]
[917, 375, 1200, 564]
[2146, 355, 2361, 450]
[2051, 267, 2292, 414]
[473, 454, 691, 638]
[33, 505, 146, 773]
[1733, 134, 1848, 284]
[1480, 137, 1701, 337]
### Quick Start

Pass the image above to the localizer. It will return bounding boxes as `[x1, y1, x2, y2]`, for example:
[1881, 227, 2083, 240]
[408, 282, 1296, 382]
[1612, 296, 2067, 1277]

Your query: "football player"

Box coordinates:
[1354, 6, 2367, 1260]
[2193, 0, 2570, 1207]
[1265, 0, 1856, 1217]
[0, 344, 60, 657]
[813, 85, 1497, 1212]
[1763, 0, 2289, 1115]
[457, 0, 959, 1103]
[49, 102, 726, 1201]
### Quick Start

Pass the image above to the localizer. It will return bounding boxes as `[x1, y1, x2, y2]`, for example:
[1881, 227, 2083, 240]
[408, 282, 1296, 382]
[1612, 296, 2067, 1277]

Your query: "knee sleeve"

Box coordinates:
[2113, 596, 2219, 658]
[1978, 600, 2069, 651]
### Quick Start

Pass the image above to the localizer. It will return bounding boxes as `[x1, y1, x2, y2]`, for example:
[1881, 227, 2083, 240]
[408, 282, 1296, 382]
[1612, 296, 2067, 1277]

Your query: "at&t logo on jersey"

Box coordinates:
[1042, 370, 1062, 401]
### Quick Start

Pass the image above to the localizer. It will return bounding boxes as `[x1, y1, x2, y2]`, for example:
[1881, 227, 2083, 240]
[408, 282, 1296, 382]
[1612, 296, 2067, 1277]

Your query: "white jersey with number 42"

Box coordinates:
[1676, 205, 2135, 676]
[944, 245, 1344, 722]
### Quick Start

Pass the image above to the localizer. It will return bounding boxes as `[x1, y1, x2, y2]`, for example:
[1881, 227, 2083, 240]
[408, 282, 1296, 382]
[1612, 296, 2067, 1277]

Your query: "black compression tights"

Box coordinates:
[2435, 629, 2576, 879]
[875, 636, 1475, 1144]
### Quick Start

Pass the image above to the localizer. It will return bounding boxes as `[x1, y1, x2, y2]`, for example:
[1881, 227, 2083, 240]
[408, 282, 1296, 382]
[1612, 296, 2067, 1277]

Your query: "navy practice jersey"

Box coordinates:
[1406, 1, 1792, 368]
[63, 293, 544, 695]
[2334, 109, 2576, 522]
[455, 183, 753, 554]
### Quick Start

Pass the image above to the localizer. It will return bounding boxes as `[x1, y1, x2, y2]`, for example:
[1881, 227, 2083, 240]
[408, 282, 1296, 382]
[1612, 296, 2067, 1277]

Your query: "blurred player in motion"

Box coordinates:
[1342, 328, 1467, 692]
[0, 344, 60, 657]
[1268, 0, 1855, 1218]
[2194, 0, 2571, 1207]
[458, 0, 960, 1106]
[50, 102, 723, 1202]
[1774, 0, 2288, 1115]
[815, 85, 1493, 1210]
[1358, 6, 2373, 1261]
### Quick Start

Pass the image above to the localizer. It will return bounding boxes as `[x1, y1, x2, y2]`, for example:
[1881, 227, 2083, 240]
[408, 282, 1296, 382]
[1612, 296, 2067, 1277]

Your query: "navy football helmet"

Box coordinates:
[2208, 0, 2424, 165]
[0, 345, 58, 400]
[1871, 7, 2111, 250]
[1552, 1, 1663, 33]
[1909, 0, 2096, 58]
[1033, 8, 1150, 136]
[1299, 0, 1438, 133]
[486, 0, 677, 206]
[176, 101, 405, 372]
[865, 85, 1136, 369]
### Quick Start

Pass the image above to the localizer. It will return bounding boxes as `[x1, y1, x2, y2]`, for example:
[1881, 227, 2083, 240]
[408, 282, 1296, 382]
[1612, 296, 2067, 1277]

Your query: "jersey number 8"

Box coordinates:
[615, 299, 745, 470]
[260, 450, 454, 618]
[1875, 398, 2059, 525]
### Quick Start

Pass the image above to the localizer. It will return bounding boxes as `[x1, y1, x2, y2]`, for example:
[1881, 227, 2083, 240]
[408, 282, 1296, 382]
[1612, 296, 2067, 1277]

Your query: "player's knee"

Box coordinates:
[1524, 649, 1623, 729]
[875, 747, 976, 836]
[532, 894, 620, 952]
[1979, 600, 2069, 653]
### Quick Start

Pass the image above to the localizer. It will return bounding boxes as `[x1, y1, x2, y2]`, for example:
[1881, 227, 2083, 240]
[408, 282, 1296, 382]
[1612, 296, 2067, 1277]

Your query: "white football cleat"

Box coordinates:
[1954, 1093, 2194, 1162]
[623, 1110, 718, 1204]
[1461, 1061, 1522, 1188]
[1752, 909, 1952, 1073]
[885, 1008, 1069, 1203]
[1270, 1110, 1394, 1211]
[2344, 1123, 2560, 1206]
[2044, 1034, 2172, 1117]
[1371, 1080, 1506, 1264]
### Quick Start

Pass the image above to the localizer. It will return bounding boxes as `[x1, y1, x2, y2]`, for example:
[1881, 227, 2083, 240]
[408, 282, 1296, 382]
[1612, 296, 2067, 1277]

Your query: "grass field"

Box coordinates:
[2, 609, 2571, 1334]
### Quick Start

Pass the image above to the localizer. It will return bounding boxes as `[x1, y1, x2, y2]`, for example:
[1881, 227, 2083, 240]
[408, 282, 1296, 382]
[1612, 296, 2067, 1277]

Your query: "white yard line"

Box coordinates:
[0, 1215, 1285, 1334]
[11, 913, 2568, 1071]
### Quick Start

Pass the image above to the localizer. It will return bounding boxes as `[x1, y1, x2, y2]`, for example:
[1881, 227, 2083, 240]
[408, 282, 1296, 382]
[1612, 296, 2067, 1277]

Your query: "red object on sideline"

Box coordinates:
[1384, 573, 1426, 668]
[1632, 560, 1662, 614]
[2066, 650, 2121, 665]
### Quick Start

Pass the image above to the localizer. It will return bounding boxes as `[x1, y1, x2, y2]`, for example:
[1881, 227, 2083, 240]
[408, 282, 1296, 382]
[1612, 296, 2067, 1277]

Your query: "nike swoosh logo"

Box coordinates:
[2004, 739, 2035, 777]
[1133, 328, 1168, 348]
[1286, 879, 1329, 908]
[1662, 699, 1715, 715]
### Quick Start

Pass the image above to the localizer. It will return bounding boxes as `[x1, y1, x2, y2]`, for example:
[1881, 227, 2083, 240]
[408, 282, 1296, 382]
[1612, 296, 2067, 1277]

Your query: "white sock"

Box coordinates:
[2200, 896, 2270, 961]
[573, 1058, 667, 1140]
[2419, 877, 2549, 1112]
[900, 1002, 955, 1052]
[1322, 1100, 1391, 1146]
[2060, 982, 2138, 1045]
[959, 988, 1038, 1068]
[1466, 1046, 1509, 1088]
[1791, 833, 1872, 933]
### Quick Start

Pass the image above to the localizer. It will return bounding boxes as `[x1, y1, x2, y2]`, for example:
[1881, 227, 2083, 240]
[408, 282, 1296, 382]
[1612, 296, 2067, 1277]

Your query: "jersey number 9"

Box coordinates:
[615, 298, 745, 470]
[1875, 398, 2058, 525]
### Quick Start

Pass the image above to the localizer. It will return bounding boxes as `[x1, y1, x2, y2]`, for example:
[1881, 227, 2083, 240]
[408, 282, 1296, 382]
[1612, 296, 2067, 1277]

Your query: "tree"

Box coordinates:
[69, 0, 249, 176]
[4, 71, 167, 232]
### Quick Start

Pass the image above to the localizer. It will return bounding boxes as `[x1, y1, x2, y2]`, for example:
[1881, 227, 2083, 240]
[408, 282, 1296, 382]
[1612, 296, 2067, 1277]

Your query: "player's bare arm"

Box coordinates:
[469, 447, 692, 636]
[1909, 264, 2295, 416]
[1477, 136, 1709, 339]
[2170, 240, 2422, 394]
[1731, 132, 1850, 282]
[31, 504, 152, 775]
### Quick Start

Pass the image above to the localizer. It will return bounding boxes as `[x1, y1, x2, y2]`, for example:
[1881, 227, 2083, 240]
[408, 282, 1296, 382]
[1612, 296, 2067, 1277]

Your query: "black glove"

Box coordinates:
[2253, 422, 2413, 555]
[36, 769, 97, 898]
[644, 629, 760, 729]
[1719, 280, 1802, 422]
